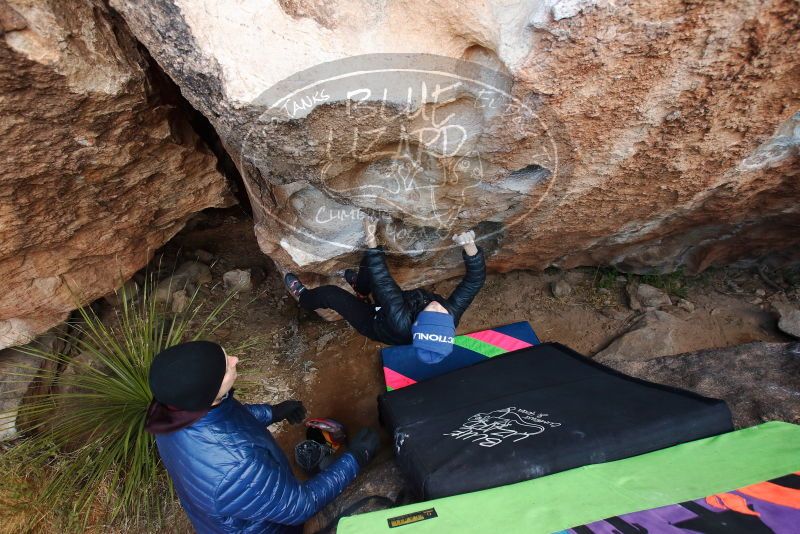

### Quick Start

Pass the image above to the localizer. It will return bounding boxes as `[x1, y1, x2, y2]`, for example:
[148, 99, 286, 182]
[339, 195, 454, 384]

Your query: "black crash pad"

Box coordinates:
[378, 342, 733, 499]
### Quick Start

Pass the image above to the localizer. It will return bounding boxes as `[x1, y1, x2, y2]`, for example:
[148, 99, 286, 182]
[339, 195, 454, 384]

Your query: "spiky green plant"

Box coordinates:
[0, 275, 239, 531]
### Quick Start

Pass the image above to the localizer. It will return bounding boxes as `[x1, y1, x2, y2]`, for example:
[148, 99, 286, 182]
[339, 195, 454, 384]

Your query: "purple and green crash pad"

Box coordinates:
[381, 321, 540, 391]
[338, 421, 800, 533]
[564, 471, 800, 534]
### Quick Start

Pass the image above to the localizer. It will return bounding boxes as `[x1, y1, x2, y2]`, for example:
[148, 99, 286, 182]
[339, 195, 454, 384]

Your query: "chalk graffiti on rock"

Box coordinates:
[279, 89, 330, 119]
[443, 407, 561, 448]
[241, 53, 561, 253]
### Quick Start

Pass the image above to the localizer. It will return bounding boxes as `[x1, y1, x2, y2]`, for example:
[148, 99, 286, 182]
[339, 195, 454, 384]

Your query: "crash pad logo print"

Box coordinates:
[443, 407, 561, 448]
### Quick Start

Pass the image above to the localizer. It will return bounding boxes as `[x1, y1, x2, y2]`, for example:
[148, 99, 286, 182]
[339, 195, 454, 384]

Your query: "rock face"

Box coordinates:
[112, 0, 799, 288]
[305, 459, 407, 533]
[595, 310, 683, 361]
[603, 342, 800, 428]
[773, 300, 800, 339]
[627, 283, 671, 311]
[0, 0, 230, 348]
[551, 279, 572, 298]
[223, 269, 253, 293]
[0, 328, 66, 440]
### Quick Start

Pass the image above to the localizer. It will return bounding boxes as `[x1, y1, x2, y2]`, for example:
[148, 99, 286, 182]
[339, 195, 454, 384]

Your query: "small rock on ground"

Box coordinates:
[676, 298, 695, 313]
[773, 301, 800, 339]
[155, 261, 212, 302]
[0, 329, 66, 440]
[595, 310, 682, 361]
[627, 283, 672, 311]
[551, 279, 572, 298]
[174, 260, 213, 284]
[223, 269, 253, 292]
[171, 289, 190, 313]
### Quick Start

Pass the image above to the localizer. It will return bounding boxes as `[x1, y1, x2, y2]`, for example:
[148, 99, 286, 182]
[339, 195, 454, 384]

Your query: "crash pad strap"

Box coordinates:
[338, 421, 800, 533]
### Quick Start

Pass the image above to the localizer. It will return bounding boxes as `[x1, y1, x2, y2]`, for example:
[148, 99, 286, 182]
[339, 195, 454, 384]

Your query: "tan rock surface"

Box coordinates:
[0, 327, 66, 440]
[51, 0, 800, 292]
[602, 342, 800, 427]
[0, 0, 230, 349]
[112, 0, 799, 290]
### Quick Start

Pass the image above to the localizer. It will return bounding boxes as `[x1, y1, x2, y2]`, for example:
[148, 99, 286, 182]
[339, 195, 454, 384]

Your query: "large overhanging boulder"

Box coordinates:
[0, 0, 230, 349]
[114, 1, 799, 287]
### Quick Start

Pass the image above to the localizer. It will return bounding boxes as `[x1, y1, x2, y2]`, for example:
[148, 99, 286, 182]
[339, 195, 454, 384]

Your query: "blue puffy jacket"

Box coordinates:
[155, 392, 360, 533]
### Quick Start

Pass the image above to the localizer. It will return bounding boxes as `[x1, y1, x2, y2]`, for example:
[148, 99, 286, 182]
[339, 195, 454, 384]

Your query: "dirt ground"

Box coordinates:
[12, 209, 794, 534]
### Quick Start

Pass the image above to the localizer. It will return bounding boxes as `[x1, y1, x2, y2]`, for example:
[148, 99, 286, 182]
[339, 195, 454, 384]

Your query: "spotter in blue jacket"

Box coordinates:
[155, 392, 360, 534]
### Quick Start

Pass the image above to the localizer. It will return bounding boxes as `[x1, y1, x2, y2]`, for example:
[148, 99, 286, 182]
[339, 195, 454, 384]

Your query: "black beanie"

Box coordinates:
[148, 341, 227, 411]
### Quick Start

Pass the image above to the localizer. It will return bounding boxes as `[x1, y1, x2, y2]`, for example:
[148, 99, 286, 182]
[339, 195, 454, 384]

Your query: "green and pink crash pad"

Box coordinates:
[381, 321, 540, 391]
[337, 421, 800, 533]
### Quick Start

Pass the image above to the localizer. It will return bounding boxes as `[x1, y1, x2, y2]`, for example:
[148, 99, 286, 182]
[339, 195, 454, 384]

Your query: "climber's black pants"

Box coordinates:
[351, 253, 373, 296]
[298, 282, 377, 339]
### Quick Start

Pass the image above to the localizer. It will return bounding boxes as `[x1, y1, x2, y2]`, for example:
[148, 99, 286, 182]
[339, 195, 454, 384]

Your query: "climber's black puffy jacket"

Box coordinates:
[363, 246, 486, 345]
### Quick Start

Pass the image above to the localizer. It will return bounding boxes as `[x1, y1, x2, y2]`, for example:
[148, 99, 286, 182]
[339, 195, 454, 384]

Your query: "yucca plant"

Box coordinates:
[0, 274, 240, 531]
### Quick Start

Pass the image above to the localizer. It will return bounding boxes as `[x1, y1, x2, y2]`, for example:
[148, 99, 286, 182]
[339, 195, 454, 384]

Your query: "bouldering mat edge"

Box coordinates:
[381, 321, 540, 391]
[338, 421, 800, 534]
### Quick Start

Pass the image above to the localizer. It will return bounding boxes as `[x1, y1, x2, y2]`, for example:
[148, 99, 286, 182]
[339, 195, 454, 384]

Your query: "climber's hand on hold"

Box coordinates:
[453, 230, 478, 256]
[452, 230, 475, 246]
[363, 214, 379, 248]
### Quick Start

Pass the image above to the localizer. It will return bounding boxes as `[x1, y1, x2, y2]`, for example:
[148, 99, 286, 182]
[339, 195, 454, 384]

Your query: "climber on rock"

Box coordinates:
[284, 216, 486, 363]
[144, 341, 380, 534]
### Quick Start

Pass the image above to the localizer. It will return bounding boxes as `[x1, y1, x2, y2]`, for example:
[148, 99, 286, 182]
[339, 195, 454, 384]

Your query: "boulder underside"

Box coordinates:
[0, 0, 230, 349]
[111, 0, 800, 290]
